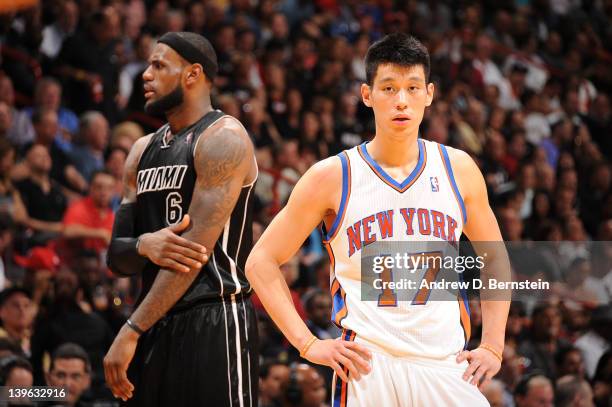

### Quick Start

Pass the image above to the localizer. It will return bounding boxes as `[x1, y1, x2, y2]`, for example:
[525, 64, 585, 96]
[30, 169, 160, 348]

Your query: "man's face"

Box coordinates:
[39, 83, 61, 111]
[142, 43, 186, 115]
[86, 116, 109, 151]
[361, 64, 433, 138]
[308, 294, 331, 327]
[0, 293, 33, 331]
[298, 366, 326, 407]
[26, 145, 52, 174]
[89, 173, 115, 208]
[34, 111, 59, 144]
[260, 364, 289, 400]
[519, 383, 554, 407]
[561, 350, 585, 377]
[47, 358, 91, 405]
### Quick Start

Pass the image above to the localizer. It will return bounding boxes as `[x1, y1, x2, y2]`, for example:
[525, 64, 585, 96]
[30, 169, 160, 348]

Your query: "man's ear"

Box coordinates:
[361, 83, 372, 107]
[425, 82, 435, 107]
[185, 64, 203, 86]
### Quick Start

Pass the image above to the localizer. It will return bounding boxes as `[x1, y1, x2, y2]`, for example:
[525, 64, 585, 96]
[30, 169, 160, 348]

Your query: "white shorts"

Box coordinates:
[331, 350, 490, 407]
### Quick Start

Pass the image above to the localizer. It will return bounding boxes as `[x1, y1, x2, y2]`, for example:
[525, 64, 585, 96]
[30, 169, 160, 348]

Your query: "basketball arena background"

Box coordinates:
[0, 0, 610, 406]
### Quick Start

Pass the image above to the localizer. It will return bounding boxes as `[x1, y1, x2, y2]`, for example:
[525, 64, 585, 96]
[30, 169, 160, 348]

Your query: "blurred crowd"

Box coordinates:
[0, 0, 610, 406]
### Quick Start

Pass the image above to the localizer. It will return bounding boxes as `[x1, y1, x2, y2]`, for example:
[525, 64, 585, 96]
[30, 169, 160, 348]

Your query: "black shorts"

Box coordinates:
[125, 294, 259, 407]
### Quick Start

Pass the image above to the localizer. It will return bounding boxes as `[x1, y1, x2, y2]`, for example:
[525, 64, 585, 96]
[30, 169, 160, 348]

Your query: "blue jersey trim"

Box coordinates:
[359, 139, 425, 190]
[325, 152, 349, 240]
[439, 144, 467, 224]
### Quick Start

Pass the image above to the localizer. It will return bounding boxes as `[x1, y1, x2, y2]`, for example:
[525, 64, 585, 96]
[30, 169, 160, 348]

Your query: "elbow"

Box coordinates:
[245, 250, 264, 282]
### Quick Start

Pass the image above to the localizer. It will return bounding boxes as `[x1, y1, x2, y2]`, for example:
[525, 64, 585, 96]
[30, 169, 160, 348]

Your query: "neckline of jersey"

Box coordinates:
[161, 109, 221, 147]
[357, 138, 427, 193]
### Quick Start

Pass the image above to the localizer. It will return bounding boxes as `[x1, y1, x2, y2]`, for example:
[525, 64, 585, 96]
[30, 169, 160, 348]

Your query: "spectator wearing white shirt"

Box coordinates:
[40, 0, 79, 59]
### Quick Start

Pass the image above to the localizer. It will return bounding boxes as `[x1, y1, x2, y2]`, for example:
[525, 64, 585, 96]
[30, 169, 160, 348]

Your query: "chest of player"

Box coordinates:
[337, 141, 464, 259]
[135, 134, 197, 226]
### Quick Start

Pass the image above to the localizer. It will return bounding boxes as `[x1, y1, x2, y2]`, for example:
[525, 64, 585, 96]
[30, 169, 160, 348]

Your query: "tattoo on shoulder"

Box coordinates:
[196, 126, 249, 187]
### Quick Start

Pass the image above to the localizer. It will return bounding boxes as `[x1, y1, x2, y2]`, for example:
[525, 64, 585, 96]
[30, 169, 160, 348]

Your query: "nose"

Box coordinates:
[142, 65, 153, 82]
[396, 89, 408, 110]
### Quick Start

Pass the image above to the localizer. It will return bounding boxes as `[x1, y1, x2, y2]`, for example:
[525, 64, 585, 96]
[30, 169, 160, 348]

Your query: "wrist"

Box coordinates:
[136, 234, 147, 257]
[125, 318, 145, 337]
[121, 322, 141, 341]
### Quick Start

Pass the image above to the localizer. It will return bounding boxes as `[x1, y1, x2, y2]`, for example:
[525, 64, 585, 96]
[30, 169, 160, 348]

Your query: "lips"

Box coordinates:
[144, 86, 155, 99]
[392, 116, 411, 123]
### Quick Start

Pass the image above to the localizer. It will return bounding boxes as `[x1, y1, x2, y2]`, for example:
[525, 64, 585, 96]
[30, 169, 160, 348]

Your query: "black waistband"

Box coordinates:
[166, 292, 252, 316]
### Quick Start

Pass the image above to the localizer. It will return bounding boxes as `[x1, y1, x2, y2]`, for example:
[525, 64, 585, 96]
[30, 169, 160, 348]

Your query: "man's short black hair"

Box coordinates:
[259, 358, 287, 379]
[50, 343, 91, 373]
[0, 355, 32, 385]
[365, 33, 430, 85]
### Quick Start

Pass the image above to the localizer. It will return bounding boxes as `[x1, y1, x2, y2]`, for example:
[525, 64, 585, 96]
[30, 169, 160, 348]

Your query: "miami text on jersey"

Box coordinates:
[136, 165, 188, 195]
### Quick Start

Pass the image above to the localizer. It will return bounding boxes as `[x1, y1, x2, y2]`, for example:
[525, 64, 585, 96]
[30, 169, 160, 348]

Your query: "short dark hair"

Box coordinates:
[0, 355, 32, 385]
[50, 343, 91, 373]
[365, 33, 430, 85]
[259, 358, 287, 379]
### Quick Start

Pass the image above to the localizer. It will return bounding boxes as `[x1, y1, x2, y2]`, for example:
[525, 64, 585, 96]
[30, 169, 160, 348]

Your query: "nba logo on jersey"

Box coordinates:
[184, 132, 193, 144]
[430, 176, 439, 192]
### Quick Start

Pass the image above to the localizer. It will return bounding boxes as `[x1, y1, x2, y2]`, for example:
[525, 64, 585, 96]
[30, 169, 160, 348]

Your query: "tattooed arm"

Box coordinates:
[130, 117, 254, 329]
[104, 117, 255, 400]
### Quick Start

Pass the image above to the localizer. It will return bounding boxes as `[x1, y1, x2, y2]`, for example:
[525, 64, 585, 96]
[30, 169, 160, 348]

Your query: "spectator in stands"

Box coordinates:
[259, 359, 290, 407]
[109, 121, 144, 153]
[0, 355, 33, 386]
[46, 343, 97, 407]
[575, 305, 612, 379]
[515, 374, 554, 407]
[555, 375, 594, 407]
[117, 32, 152, 109]
[0, 287, 34, 356]
[304, 290, 340, 341]
[13, 144, 67, 247]
[555, 346, 587, 379]
[56, 7, 121, 122]
[40, 0, 79, 60]
[281, 364, 326, 407]
[70, 111, 109, 182]
[518, 304, 570, 378]
[104, 147, 127, 212]
[13, 245, 60, 310]
[61, 170, 115, 259]
[0, 139, 27, 223]
[0, 75, 35, 148]
[25, 77, 79, 150]
[30, 267, 113, 392]
[26, 107, 87, 194]
[481, 379, 509, 407]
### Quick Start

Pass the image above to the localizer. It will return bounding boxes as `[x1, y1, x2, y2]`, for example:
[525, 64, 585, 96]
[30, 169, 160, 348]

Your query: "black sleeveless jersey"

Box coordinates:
[134, 109, 255, 311]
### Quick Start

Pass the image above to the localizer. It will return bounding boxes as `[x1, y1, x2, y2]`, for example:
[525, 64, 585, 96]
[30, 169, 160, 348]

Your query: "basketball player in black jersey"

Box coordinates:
[104, 32, 259, 406]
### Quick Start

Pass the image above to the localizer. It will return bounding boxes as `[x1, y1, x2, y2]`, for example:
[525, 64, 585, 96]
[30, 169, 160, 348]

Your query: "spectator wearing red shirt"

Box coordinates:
[61, 170, 114, 258]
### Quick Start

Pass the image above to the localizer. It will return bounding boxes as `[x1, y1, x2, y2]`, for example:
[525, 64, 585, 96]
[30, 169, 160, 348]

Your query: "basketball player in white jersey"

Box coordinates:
[246, 33, 510, 406]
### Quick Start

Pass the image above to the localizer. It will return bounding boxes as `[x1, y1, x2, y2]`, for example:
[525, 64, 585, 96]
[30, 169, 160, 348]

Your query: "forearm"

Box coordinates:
[25, 218, 63, 233]
[129, 268, 199, 331]
[246, 252, 313, 350]
[107, 203, 147, 277]
[63, 224, 107, 240]
[478, 248, 511, 351]
[480, 300, 509, 350]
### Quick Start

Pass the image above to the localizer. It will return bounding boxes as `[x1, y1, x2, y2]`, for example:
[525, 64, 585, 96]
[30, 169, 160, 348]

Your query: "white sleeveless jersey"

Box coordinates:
[323, 139, 471, 359]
